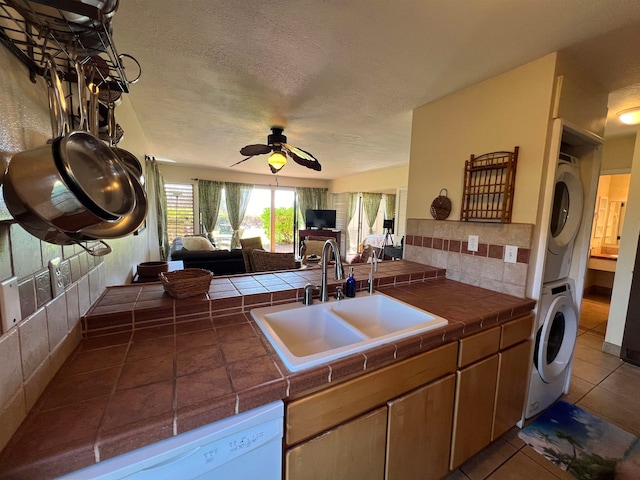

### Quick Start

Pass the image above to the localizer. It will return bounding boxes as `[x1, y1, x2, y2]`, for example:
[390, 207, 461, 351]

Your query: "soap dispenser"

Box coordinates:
[345, 267, 356, 298]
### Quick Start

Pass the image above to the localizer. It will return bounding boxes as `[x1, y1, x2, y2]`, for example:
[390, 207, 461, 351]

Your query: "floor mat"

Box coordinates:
[518, 401, 640, 479]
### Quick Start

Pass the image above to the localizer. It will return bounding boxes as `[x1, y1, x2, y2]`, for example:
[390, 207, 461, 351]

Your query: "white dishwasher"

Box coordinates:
[58, 401, 283, 480]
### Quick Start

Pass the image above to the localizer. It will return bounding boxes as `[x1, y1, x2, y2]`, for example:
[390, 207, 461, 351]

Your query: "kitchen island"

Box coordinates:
[0, 260, 535, 479]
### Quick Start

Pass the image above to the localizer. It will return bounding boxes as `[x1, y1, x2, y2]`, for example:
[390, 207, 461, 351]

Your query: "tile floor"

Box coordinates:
[447, 292, 640, 480]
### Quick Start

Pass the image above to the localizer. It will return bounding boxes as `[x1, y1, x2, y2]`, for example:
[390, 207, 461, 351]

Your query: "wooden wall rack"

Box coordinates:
[460, 147, 519, 223]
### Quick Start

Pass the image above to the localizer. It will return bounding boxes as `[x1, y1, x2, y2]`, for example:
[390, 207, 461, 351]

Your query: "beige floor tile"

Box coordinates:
[575, 331, 606, 350]
[520, 446, 575, 480]
[573, 343, 623, 371]
[578, 386, 640, 437]
[563, 375, 595, 403]
[597, 362, 640, 397]
[485, 451, 563, 480]
[444, 470, 471, 480]
[460, 439, 517, 480]
[500, 426, 525, 449]
[570, 357, 613, 384]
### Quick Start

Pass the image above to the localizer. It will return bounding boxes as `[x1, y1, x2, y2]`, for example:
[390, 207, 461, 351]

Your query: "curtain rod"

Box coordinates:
[191, 178, 328, 190]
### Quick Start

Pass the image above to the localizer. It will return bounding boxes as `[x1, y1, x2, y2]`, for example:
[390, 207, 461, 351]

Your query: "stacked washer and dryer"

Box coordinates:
[525, 152, 583, 419]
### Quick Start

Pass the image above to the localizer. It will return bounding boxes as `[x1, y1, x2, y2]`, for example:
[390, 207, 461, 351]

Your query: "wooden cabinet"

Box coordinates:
[450, 355, 500, 469]
[286, 407, 387, 480]
[450, 314, 534, 470]
[386, 374, 455, 480]
[493, 336, 532, 439]
[285, 343, 457, 480]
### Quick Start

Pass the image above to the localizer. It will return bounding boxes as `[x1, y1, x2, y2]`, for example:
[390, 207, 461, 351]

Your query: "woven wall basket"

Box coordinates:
[430, 189, 452, 220]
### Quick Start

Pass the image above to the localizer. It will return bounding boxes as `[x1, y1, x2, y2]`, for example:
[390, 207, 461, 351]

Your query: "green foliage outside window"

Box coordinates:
[261, 206, 294, 244]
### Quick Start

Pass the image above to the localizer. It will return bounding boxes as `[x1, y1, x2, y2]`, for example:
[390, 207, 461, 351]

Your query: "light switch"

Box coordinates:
[468, 235, 479, 252]
[504, 245, 518, 264]
[0, 277, 20, 334]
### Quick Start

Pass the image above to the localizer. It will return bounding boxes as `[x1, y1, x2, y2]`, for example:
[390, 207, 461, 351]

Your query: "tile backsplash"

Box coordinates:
[404, 218, 533, 298]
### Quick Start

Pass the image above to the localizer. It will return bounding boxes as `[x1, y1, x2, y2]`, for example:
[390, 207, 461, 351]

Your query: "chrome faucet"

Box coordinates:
[368, 253, 378, 294]
[320, 239, 344, 302]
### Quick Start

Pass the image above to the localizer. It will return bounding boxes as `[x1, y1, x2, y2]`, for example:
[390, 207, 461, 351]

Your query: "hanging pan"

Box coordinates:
[2, 56, 136, 253]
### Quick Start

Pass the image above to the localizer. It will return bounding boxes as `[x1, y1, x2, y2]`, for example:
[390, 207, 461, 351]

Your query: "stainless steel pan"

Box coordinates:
[2, 55, 135, 246]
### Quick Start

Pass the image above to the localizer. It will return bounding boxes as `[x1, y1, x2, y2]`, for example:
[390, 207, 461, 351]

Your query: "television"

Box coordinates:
[305, 209, 337, 229]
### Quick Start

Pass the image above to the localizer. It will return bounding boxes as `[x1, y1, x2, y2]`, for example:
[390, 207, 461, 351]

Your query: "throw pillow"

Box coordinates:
[182, 236, 215, 251]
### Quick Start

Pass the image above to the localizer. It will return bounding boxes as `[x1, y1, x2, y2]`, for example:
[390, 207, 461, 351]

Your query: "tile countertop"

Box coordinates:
[0, 260, 535, 479]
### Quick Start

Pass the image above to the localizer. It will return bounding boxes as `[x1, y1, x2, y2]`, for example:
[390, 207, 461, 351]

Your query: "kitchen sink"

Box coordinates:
[251, 293, 448, 372]
[330, 294, 441, 337]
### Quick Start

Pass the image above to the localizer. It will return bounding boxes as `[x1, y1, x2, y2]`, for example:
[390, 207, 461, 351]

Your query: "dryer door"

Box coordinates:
[548, 163, 583, 255]
[534, 295, 578, 383]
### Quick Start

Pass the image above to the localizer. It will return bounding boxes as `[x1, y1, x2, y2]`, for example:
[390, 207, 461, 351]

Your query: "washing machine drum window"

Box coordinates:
[534, 295, 578, 383]
[548, 164, 583, 255]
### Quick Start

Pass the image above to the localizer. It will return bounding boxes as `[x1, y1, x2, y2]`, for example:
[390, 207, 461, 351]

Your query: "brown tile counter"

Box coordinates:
[0, 260, 535, 479]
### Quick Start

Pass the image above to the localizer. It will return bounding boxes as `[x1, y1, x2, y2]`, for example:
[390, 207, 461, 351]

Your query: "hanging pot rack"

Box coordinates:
[0, 0, 134, 93]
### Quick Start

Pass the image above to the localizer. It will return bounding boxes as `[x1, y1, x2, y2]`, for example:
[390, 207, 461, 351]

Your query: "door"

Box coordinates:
[493, 340, 532, 439]
[621, 234, 640, 366]
[286, 407, 387, 480]
[548, 159, 583, 256]
[450, 355, 499, 470]
[534, 293, 578, 383]
[386, 374, 455, 480]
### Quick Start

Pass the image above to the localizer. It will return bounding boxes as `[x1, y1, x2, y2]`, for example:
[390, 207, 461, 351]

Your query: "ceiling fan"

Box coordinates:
[231, 126, 322, 174]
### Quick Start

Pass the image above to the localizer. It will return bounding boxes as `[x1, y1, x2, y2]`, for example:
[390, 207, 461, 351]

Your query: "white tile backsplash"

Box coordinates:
[18, 309, 49, 381]
[46, 295, 68, 351]
[0, 330, 21, 407]
[405, 218, 533, 298]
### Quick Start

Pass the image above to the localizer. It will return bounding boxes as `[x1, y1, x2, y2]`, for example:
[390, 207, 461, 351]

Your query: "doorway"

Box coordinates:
[581, 173, 630, 330]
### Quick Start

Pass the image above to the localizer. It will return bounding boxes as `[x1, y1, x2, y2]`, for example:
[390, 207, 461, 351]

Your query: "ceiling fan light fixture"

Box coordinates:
[268, 151, 287, 171]
[617, 107, 640, 125]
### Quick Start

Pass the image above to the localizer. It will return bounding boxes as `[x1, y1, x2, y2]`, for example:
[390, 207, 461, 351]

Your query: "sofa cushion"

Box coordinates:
[240, 237, 264, 272]
[182, 236, 215, 251]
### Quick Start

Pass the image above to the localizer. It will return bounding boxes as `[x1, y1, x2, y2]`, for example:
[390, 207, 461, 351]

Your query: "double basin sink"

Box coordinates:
[251, 293, 448, 372]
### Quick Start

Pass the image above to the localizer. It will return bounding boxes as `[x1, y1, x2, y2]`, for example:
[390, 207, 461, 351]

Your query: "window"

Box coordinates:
[212, 186, 296, 252]
[165, 183, 194, 244]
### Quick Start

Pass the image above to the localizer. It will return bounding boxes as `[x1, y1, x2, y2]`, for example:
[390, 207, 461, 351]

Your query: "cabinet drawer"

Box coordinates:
[500, 313, 534, 349]
[457, 327, 500, 368]
[286, 342, 457, 446]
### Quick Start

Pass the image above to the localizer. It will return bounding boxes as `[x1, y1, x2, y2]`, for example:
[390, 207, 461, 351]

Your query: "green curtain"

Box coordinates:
[145, 157, 169, 260]
[346, 192, 358, 252]
[362, 192, 382, 235]
[385, 193, 396, 219]
[296, 187, 328, 227]
[198, 179, 223, 242]
[225, 182, 253, 248]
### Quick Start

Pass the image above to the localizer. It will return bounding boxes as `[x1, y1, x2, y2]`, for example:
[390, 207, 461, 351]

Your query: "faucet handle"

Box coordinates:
[303, 283, 320, 305]
[335, 286, 344, 300]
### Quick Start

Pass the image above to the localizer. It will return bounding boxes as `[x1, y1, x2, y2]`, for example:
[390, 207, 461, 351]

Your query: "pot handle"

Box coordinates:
[76, 240, 112, 257]
[74, 59, 89, 131]
[44, 55, 70, 137]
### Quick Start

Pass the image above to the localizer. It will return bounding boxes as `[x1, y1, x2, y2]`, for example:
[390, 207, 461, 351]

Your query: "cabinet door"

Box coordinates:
[386, 374, 455, 480]
[450, 354, 499, 470]
[493, 340, 532, 439]
[286, 407, 387, 480]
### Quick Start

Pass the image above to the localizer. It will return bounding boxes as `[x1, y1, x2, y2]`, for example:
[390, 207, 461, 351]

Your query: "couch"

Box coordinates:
[169, 236, 246, 275]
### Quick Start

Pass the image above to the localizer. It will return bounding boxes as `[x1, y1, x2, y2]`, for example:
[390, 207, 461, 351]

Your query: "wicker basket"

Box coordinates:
[430, 189, 452, 220]
[160, 268, 213, 299]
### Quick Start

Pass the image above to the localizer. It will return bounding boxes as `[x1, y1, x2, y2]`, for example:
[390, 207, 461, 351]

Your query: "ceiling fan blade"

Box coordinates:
[229, 155, 256, 167]
[284, 144, 322, 171]
[240, 144, 272, 156]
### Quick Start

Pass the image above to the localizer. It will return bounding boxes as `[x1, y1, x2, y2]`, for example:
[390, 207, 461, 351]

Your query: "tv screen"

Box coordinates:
[305, 209, 337, 229]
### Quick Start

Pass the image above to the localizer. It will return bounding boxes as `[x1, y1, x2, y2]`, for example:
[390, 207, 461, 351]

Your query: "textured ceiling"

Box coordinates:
[111, 1, 640, 180]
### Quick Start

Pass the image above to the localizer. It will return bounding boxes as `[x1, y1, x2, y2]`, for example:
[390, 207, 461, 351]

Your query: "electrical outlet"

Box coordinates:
[504, 245, 518, 264]
[49, 257, 64, 298]
[468, 235, 479, 252]
[0, 277, 20, 334]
